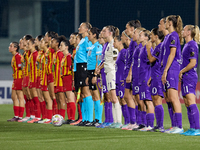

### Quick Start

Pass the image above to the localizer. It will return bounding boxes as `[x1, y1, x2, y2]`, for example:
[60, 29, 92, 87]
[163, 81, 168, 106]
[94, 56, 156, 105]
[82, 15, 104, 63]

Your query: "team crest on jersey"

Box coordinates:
[54, 58, 56, 64]
[155, 52, 159, 56]
[190, 52, 195, 57]
[113, 50, 117, 55]
[45, 57, 48, 64]
[171, 40, 175, 44]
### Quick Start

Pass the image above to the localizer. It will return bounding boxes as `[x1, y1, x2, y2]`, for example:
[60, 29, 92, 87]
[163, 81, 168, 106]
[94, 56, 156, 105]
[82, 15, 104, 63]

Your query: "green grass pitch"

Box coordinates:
[0, 104, 200, 150]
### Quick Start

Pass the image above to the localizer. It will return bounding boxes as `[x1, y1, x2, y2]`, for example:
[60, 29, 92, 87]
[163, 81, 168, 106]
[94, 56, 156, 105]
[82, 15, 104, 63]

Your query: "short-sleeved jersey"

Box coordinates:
[162, 31, 182, 71]
[21, 50, 30, 77]
[151, 43, 162, 79]
[75, 36, 92, 63]
[53, 50, 64, 86]
[87, 41, 102, 70]
[45, 47, 55, 75]
[181, 40, 199, 79]
[138, 45, 151, 85]
[11, 52, 22, 79]
[40, 52, 47, 86]
[61, 53, 72, 76]
[116, 48, 126, 83]
[132, 43, 142, 79]
[28, 50, 38, 83]
[36, 50, 43, 78]
[104, 39, 119, 73]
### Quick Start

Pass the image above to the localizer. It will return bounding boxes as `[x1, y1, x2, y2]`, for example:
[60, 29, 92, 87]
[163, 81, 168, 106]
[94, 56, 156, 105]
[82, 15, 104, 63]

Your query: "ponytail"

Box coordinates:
[187, 25, 200, 44]
[106, 25, 120, 38]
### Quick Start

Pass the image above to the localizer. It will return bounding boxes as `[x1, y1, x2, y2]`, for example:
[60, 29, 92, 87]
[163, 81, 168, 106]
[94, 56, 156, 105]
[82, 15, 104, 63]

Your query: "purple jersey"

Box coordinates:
[132, 43, 142, 80]
[162, 31, 182, 72]
[181, 40, 198, 80]
[124, 40, 138, 79]
[151, 43, 162, 79]
[116, 48, 126, 83]
[138, 45, 151, 85]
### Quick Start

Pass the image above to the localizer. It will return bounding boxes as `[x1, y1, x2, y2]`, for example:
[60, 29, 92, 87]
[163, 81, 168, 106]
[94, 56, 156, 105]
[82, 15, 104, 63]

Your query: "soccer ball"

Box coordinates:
[52, 114, 64, 127]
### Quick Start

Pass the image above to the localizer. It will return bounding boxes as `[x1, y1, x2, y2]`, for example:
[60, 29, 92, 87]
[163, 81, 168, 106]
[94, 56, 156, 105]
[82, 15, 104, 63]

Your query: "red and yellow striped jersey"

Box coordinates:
[36, 50, 43, 78]
[40, 52, 47, 86]
[61, 53, 72, 76]
[21, 50, 30, 77]
[45, 47, 54, 75]
[11, 53, 22, 79]
[53, 50, 63, 86]
[28, 50, 38, 83]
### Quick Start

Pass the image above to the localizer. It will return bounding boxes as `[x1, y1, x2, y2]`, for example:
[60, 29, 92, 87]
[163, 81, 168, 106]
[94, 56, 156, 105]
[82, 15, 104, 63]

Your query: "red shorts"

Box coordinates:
[29, 82, 36, 89]
[62, 75, 72, 92]
[41, 85, 48, 91]
[47, 73, 54, 84]
[36, 77, 41, 89]
[22, 76, 29, 87]
[54, 86, 63, 93]
[12, 79, 22, 90]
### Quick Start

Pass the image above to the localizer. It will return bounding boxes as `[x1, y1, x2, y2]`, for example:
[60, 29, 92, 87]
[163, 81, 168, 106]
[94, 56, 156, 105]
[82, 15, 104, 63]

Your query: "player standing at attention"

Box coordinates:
[44, 31, 58, 115]
[7, 42, 25, 122]
[146, 28, 165, 132]
[102, 25, 122, 128]
[60, 39, 76, 124]
[74, 22, 93, 126]
[113, 35, 127, 128]
[85, 27, 103, 126]
[161, 15, 184, 134]
[27, 38, 42, 123]
[179, 25, 200, 136]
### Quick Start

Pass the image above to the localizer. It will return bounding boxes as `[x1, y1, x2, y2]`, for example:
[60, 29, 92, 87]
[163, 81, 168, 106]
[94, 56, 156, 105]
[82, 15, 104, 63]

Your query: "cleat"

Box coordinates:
[34, 119, 43, 123]
[109, 123, 118, 128]
[85, 122, 95, 127]
[170, 127, 184, 134]
[27, 118, 41, 123]
[140, 126, 153, 132]
[96, 122, 107, 128]
[38, 119, 49, 124]
[63, 119, 72, 124]
[23, 117, 35, 123]
[43, 119, 52, 124]
[184, 128, 199, 136]
[127, 123, 138, 131]
[132, 124, 140, 131]
[7, 117, 19, 122]
[133, 124, 146, 131]
[164, 127, 173, 133]
[99, 122, 112, 128]
[70, 119, 82, 125]
[121, 124, 130, 130]
[113, 123, 123, 128]
[18, 117, 30, 122]
[180, 128, 194, 135]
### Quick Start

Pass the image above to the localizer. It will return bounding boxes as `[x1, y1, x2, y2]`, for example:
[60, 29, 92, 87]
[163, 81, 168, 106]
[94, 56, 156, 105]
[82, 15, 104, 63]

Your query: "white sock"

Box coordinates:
[30, 115, 35, 119]
[14, 116, 19, 118]
[114, 102, 122, 123]
[112, 103, 117, 123]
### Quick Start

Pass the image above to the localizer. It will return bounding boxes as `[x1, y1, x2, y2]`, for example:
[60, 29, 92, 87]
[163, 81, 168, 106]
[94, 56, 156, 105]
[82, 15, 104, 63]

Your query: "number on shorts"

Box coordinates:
[141, 92, 146, 99]
[152, 87, 157, 94]
[183, 85, 188, 93]
[134, 86, 139, 93]
[166, 81, 170, 88]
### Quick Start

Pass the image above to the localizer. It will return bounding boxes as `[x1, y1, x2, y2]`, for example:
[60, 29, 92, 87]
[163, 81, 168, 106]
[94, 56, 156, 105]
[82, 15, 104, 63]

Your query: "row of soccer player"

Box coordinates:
[8, 15, 200, 135]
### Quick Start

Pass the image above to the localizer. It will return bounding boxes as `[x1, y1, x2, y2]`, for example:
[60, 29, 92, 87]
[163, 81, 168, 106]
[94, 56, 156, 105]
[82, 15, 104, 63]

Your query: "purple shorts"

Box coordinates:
[101, 70, 108, 93]
[132, 78, 139, 95]
[125, 82, 132, 90]
[181, 77, 197, 97]
[150, 79, 164, 97]
[163, 69, 179, 91]
[116, 82, 125, 99]
[139, 81, 152, 101]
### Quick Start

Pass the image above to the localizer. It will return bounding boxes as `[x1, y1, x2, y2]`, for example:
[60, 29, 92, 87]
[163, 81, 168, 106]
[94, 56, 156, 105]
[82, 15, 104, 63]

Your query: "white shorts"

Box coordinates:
[106, 71, 116, 91]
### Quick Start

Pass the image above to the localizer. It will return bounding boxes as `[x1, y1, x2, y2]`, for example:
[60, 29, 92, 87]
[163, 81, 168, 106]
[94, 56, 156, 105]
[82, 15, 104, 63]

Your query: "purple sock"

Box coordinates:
[128, 107, 136, 124]
[141, 111, 147, 126]
[137, 110, 142, 125]
[146, 113, 154, 127]
[167, 102, 175, 127]
[187, 107, 192, 128]
[175, 113, 182, 128]
[104, 102, 108, 123]
[108, 102, 113, 123]
[122, 105, 130, 124]
[135, 105, 138, 120]
[155, 105, 164, 127]
[189, 104, 200, 129]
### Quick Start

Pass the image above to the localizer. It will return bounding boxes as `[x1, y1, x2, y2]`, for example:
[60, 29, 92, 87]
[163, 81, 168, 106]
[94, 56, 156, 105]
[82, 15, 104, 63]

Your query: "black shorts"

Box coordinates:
[75, 63, 88, 92]
[87, 70, 97, 91]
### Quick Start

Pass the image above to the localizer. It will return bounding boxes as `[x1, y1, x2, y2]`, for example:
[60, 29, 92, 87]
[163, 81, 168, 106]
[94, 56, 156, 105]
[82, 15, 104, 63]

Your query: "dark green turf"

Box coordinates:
[0, 104, 200, 150]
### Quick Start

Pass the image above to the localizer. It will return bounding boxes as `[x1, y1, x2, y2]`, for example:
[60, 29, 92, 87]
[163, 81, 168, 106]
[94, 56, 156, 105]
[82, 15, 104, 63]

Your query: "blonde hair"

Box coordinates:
[167, 15, 184, 44]
[106, 25, 120, 37]
[187, 25, 200, 44]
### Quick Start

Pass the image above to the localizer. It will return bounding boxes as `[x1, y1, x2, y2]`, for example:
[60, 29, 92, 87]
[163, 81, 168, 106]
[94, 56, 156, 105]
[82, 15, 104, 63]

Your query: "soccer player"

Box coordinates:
[51, 36, 66, 119]
[113, 35, 127, 128]
[146, 28, 165, 132]
[7, 42, 25, 122]
[74, 22, 93, 126]
[161, 15, 184, 134]
[179, 25, 200, 136]
[44, 31, 58, 115]
[102, 25, 122, 128]
[26, 38, 42, 123]
[85, 27, 103, 126]
[60, 39, 76, 124]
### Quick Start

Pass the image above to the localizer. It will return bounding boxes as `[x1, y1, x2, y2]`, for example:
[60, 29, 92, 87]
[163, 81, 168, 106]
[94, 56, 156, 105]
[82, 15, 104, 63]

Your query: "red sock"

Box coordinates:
[30, 99, 35, 116]
[19, 107, 25, 118]
[58, 109, 61, 115]
[24, 95, 30, 117]
[40, 102, 44, 119]
[33, 97, 41, 118]
[47, 109, 52, 119]
[77, 102, 82, 120]
[67, 103, 71, 120]
[42, 101, 47, 119]
[69, 102, 76, 120]
[60, 109, 66, 119]
[13, 106, 19, 117]
[53, 99, 58, 115]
